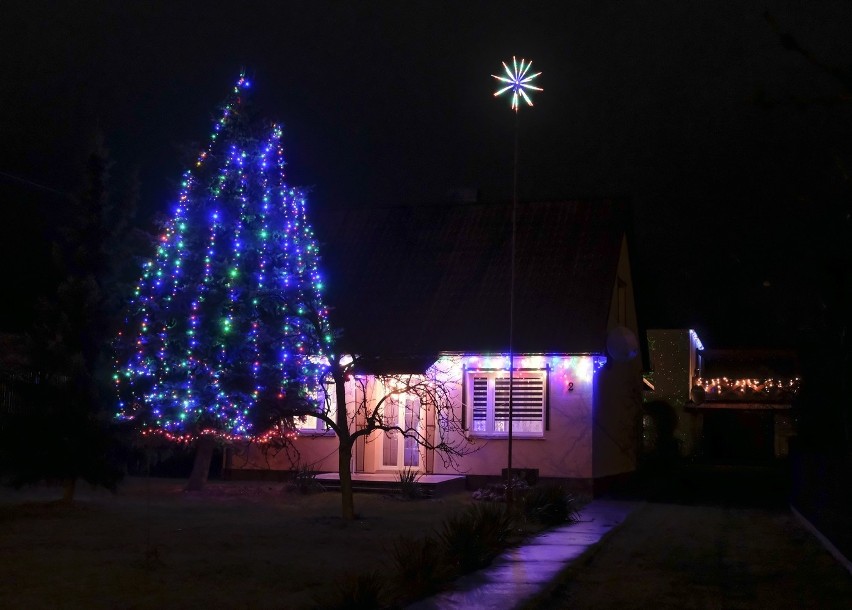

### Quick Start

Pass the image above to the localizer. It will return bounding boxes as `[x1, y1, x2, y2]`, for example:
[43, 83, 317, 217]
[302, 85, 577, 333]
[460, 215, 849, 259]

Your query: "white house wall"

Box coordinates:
[606, 235, 640, 331]
[431, 354, 596, 480]
[230, 354, 601, 480]
[592, 358, 643, 478]
[228, 381, 358, 473]
[591, 232, 643, 476]
[645, 328, 704, 457]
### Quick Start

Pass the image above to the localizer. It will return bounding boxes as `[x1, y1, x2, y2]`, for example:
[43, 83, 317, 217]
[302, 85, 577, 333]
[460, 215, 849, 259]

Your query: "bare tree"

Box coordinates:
[262, 353, 475, 521]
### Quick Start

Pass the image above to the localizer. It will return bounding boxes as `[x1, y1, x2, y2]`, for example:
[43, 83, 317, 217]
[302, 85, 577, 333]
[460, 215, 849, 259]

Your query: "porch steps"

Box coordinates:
[315, 473, 467, 495]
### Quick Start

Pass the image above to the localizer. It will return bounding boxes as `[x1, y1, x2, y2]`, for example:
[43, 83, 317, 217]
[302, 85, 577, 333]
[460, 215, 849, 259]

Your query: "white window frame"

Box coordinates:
[466, 368, 547, 438]
[296, 380, 337, 435]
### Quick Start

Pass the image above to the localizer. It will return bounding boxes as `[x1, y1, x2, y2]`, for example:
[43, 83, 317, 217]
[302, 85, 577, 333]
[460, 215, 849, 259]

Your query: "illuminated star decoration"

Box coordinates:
[492, 56, 542, 111]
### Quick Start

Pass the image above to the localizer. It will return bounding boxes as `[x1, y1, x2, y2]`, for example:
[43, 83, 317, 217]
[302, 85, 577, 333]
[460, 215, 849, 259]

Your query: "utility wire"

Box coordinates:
[0, 170, 73, 199]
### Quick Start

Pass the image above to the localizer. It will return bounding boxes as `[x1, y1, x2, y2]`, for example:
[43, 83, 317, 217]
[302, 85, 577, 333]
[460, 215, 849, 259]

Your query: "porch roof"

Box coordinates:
[315, 199, 629, 357]
[351, 354, 439, 375]
[700, 349, 800, 379]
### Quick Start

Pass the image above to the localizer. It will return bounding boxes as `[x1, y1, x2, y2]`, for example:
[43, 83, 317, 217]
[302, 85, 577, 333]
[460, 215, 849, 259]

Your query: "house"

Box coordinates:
[227, 199, 644, 494]
[644, 329, 799, 462]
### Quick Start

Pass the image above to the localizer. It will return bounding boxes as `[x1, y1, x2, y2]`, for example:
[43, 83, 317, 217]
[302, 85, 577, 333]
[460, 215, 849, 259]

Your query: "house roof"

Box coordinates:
[315, 199, 630, 358]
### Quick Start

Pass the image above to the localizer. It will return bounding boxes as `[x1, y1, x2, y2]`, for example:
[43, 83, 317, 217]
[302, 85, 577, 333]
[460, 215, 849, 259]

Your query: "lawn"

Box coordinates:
[534, 502, 852, 610]
[0, 477, 476, 609]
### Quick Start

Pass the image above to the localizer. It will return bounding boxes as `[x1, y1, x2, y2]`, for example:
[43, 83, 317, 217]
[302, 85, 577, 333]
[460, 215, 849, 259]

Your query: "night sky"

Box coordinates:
[1, 1, 850, 348]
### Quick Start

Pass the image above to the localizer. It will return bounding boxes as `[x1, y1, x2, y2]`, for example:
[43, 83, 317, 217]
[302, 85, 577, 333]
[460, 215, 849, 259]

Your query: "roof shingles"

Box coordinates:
[316, 199, 629, 357]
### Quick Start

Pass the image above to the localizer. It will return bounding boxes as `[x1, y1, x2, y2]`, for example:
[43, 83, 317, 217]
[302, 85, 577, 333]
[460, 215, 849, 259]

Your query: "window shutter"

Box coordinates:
[466, 368, 547, 436]
[506, 374, 546, 421]
[494, 377, 510, 421]
[495, 374, 545, 422]
[545, 366, 551, 431]
[471, 375, 488, 429]
[461, 365, 467, 430]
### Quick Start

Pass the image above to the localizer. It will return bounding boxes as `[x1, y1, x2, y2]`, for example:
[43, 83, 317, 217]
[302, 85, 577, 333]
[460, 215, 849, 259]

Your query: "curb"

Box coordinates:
[790, 504, 852, 576]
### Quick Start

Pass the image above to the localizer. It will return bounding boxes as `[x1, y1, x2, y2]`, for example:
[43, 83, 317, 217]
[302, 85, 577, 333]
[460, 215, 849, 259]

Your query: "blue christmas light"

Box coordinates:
[115, 74, 332, 440]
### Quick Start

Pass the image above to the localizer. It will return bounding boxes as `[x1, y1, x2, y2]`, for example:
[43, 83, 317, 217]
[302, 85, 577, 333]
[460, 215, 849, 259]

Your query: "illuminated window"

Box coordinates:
[296, 381, 336, 433]
[381, 393, 422, 468]
[466, 369, 546, 437]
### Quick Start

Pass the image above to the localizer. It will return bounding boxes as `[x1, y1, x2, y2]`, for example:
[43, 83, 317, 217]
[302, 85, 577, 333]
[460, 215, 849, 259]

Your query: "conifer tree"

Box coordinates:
[1, 136, 123, 501]
[114, 75, 332, 488]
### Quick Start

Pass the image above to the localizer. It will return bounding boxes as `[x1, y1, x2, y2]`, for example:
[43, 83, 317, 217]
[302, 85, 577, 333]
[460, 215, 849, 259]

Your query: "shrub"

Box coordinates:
[291, 466, 324, 494]
[396, 467, 424, 499]
[505, 475, 531, 496]
[311, 571, 385, 610]
[522, 483, 580, 526]
[472, 483, 506, 502]
[389, 534, 450, 600]
[471, 477, 531, 502]
[439, 502, 513, 574]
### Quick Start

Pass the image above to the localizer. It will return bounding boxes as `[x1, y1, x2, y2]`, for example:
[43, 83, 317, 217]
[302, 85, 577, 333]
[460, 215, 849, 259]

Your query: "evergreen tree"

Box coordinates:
[1, 135, 124, 501]
[114, 75, 332, 488]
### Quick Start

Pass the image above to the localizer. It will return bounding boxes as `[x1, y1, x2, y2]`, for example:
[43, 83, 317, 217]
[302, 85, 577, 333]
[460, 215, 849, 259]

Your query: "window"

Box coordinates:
[466, 369, 547, 437]
[296, 381, 336, 433]
[381, 393, 422, 468]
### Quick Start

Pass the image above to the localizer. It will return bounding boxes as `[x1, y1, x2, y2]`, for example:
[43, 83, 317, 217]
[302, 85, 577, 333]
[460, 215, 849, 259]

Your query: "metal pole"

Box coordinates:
[507, 108, 519, 505]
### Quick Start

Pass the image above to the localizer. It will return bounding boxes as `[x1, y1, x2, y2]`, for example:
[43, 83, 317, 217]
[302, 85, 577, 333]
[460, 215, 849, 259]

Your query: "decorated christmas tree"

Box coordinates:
[114, 75, 332, 464]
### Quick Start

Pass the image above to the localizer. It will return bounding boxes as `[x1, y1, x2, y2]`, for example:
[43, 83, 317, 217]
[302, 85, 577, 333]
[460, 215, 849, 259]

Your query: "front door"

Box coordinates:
[380, 393, 424, 470]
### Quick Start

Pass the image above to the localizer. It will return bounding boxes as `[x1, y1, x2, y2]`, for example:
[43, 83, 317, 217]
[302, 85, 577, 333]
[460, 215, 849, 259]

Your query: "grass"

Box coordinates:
[533, 502, 852, 610]
[0, 477, 475, 609]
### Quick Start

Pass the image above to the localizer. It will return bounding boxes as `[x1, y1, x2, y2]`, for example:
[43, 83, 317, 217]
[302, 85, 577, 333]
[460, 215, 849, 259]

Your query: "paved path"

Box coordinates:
[409, 500, 639, 610]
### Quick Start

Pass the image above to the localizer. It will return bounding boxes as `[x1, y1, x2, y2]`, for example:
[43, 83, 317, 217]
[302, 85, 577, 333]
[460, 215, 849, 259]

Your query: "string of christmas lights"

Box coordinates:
[114, 74, 332, 441]
[696, 377, 801, 390]
[695, 376, 800, 401]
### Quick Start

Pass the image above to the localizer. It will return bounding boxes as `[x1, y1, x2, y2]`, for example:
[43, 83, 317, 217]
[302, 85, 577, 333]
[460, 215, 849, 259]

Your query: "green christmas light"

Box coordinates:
[115, 74, 332, 441]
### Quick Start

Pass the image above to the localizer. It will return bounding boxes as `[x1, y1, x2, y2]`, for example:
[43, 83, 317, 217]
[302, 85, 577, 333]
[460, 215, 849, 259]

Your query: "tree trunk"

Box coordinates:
[62, 477, 77, 503]
[186, 434, 215, 491]
[333, 365, 356, 521]
[339, 441, 355, 521]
